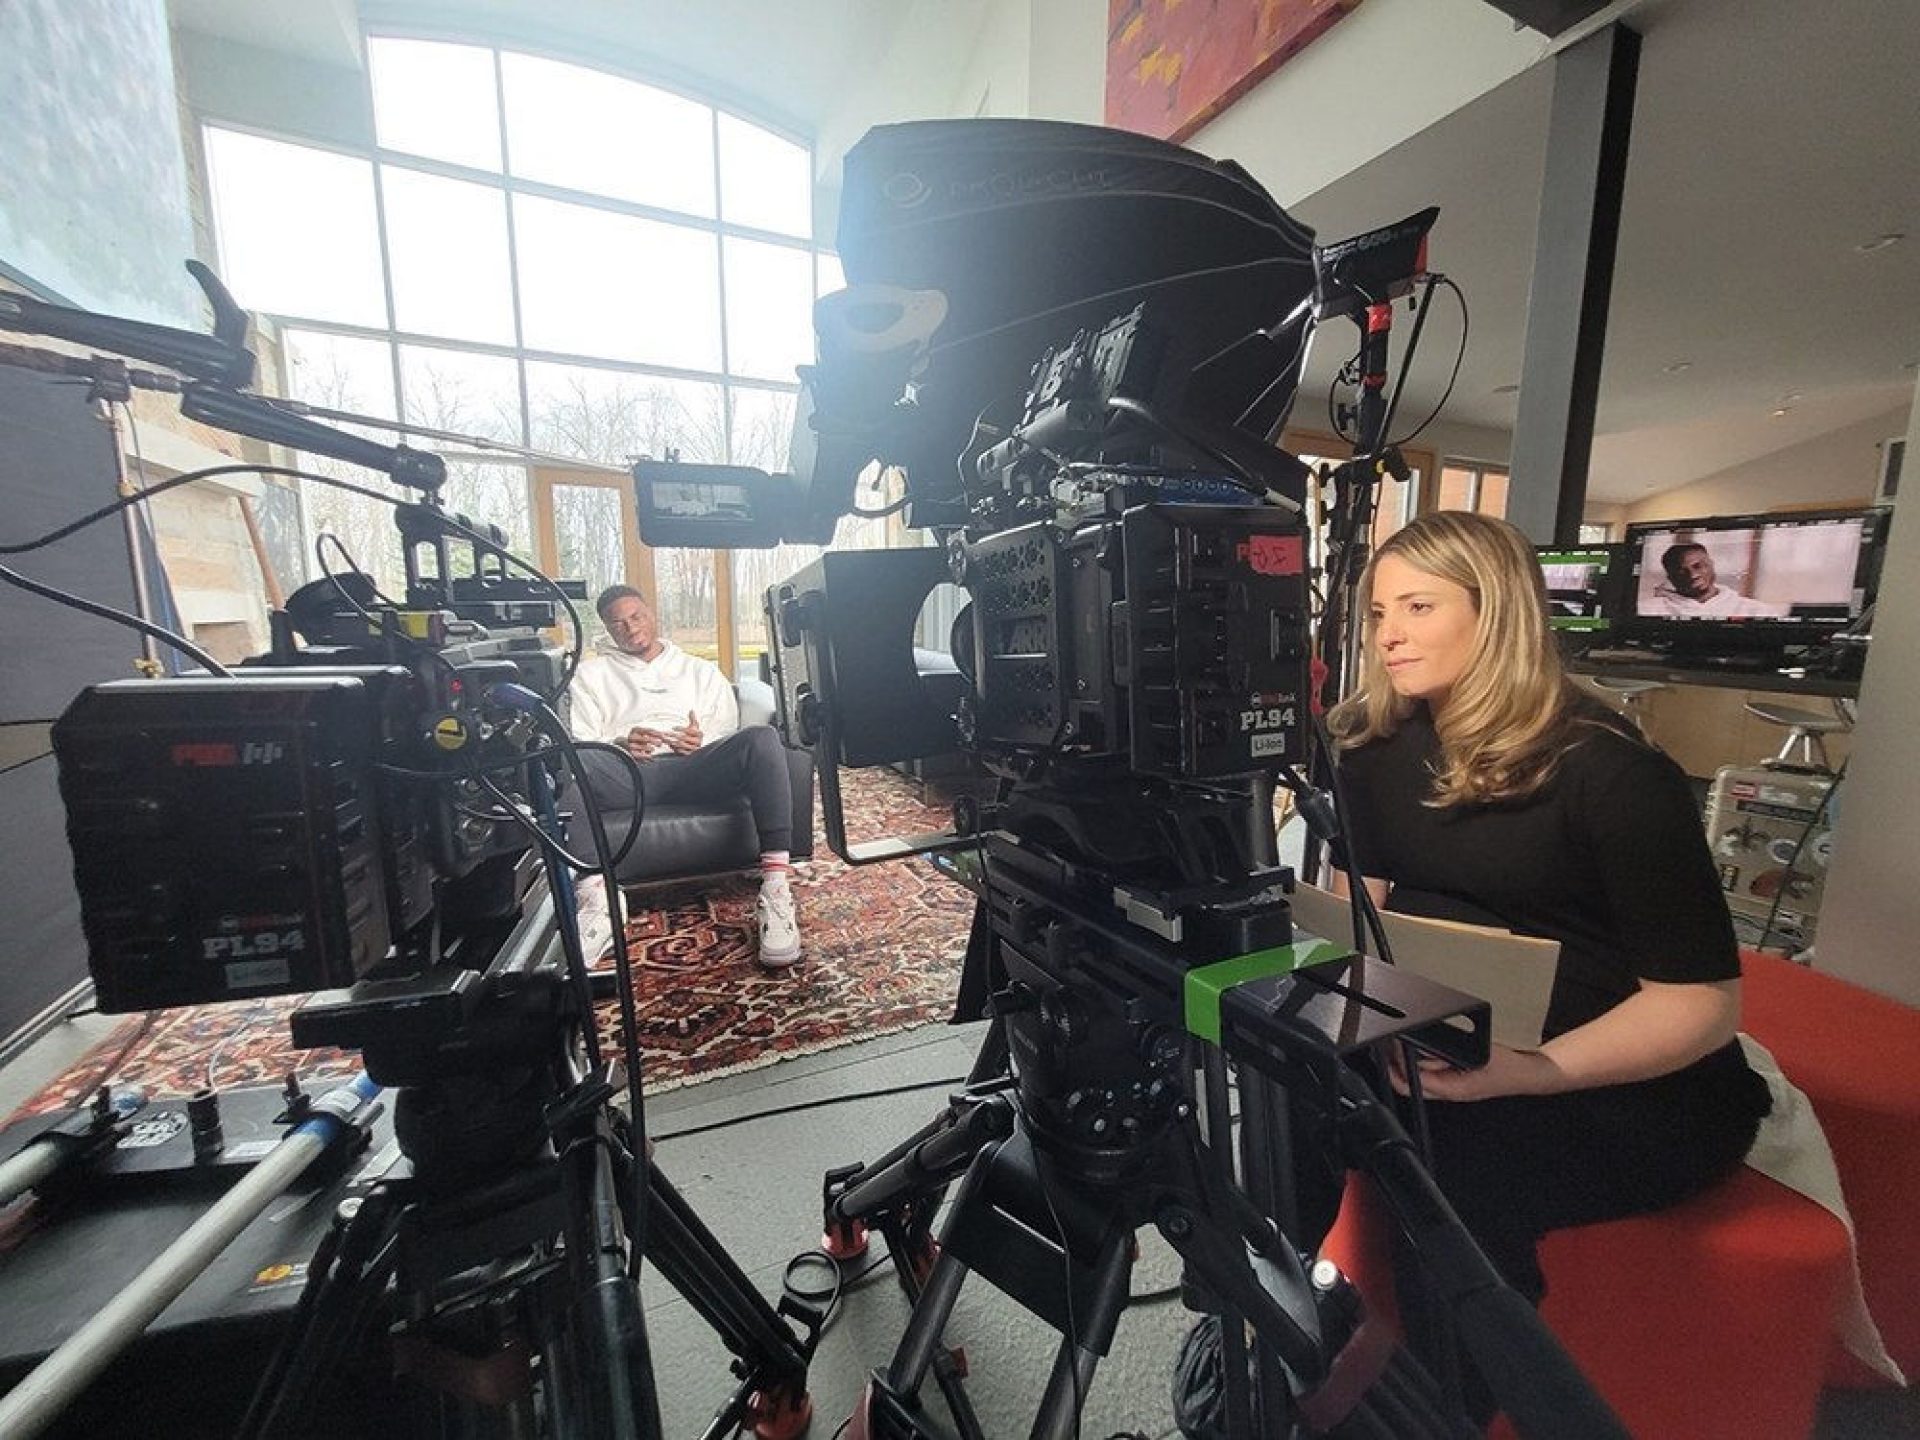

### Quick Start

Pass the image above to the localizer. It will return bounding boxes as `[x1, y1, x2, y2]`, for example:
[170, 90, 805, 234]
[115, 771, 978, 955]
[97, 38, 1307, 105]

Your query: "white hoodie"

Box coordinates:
[567, 640, 738, 753]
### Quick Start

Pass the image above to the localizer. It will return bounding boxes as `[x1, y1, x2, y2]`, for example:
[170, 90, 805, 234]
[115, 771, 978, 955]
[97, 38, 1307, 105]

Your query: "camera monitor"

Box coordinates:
[1618, 508, 1885, 654]
[1535, 543, 1627, 636]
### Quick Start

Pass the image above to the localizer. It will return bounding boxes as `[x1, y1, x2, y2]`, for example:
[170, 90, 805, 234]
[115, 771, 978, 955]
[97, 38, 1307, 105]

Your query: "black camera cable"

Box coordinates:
[1287, 722, 1468, 1421]
[1104, 394, 1274, 503]
[0, 460, 318, 556]
[455, 741, 647, 870]
[1384, 277, 1469, 449]
[527, 699, 659, 1277]
[0, 555, 230, 675]
[0, 717, 58, 779]
[1323, 277, 1469, 453]
[2, 452, 589, 703]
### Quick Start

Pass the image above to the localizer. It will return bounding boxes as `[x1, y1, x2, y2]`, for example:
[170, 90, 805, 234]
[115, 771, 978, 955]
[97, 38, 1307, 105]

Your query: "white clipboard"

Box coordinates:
[1285, 881, 1561, 1049]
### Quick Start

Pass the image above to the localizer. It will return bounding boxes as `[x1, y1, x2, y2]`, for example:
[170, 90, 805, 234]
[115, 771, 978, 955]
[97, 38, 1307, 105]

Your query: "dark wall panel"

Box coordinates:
[0, 764, 88, 1041]
[1, 366, 141, 1042]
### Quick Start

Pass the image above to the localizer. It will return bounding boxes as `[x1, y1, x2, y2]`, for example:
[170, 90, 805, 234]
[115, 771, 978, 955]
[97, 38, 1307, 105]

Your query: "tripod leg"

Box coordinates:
[1026, 1223, 1132, 1440]
[567, 1136, 665, 1440]
[240, 1187, 402, 1439]
[1199, 1049, 1259, 1438]
[647, 1160, 812, 1374]
[643, 1159, 816, 1439]
[884, 1244, 971, 1399]
[965, 1018, 1010, 1086]
[858, 1142, 1008, 1440]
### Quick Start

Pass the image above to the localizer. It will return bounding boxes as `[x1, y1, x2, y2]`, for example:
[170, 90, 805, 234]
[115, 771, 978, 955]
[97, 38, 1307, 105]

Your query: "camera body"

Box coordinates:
[950, 501, 1310, 778]
[764, 301, 1312, 790]
[53, 601, 567, 1015]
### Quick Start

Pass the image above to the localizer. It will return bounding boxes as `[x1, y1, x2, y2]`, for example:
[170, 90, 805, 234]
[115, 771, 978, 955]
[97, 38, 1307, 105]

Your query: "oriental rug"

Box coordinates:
[7, 767, 974, 1122]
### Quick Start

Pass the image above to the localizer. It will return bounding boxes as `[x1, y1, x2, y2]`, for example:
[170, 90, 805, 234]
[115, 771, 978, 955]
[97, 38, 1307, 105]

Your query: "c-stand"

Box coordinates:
[815, 780, 1628, 1440]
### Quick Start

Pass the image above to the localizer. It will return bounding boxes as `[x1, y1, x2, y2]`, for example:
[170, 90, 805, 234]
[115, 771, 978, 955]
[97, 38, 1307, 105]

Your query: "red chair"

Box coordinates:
[1738, 948, 1920, 1386]
[1321, 1141, 1855, 1439]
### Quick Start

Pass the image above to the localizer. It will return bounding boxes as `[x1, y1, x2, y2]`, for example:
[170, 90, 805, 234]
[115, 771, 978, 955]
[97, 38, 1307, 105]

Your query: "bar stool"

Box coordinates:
[1743, 698, 1852, 773]
[1587, 675, 1667, 730]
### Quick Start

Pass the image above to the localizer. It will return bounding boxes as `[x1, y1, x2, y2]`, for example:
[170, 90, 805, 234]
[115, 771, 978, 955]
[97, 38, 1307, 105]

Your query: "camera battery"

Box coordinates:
[54, 676, 397, 1012]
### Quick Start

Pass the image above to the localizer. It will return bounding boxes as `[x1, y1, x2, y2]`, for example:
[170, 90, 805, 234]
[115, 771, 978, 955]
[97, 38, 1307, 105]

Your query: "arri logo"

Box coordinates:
[882, 171, 932, 209]
[949, 166, 1110, 205]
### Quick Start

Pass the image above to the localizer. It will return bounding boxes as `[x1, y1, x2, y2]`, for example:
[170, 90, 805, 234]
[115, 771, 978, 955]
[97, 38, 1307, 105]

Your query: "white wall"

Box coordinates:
[950, 0, 1033, 120]
[1804, 376, 1920, 1003]
[1187, 0, 1545, 208]
[1025, 0, 1105, 123]
[1420, 418, 1513, 469]
[175, 29, 374, 149]
[810, 1, 1003, 244]
[1620, 409, 1902, 525]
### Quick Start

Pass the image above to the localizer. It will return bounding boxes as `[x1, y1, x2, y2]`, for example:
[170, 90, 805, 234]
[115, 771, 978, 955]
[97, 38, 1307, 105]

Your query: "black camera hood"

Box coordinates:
[826, 119, 1317, 511]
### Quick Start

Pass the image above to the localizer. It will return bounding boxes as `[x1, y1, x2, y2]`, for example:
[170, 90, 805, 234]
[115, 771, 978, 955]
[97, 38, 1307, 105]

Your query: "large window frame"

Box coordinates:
[1436, 458, 1511, 519]
[199, 34, 837, 678]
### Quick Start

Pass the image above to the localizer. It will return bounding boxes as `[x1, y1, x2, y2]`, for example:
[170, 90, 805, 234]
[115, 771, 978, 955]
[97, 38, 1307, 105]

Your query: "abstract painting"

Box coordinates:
[1107, 0, 1363, 142]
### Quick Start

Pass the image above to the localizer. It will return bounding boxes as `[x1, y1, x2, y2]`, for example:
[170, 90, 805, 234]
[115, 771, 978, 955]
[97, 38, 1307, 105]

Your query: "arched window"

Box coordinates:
[202, 34, 860, 674]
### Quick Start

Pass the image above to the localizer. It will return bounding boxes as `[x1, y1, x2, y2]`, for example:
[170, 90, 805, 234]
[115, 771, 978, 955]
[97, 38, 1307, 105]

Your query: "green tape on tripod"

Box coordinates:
[1182, 939, 1351, 1045]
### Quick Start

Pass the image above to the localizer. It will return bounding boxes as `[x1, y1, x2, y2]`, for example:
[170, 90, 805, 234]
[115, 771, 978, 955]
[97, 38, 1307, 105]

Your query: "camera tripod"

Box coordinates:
[237, 877, 822, 1440]
[819, 826, 1629, 1440]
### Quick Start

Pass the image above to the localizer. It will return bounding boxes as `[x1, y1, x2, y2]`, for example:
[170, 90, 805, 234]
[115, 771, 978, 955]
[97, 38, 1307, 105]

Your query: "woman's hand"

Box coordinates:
[1387, 1041, 1566, 1101]
[1384, 977, 1741, 1101]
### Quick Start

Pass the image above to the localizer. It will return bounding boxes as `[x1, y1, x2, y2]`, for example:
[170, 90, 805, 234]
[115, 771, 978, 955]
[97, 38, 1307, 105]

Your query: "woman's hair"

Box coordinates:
[1326, 510, 1587, 806]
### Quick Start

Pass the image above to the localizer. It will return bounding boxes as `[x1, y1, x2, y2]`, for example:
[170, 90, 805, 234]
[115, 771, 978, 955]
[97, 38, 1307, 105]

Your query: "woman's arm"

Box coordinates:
[1326, 868, 1392, 911]
[1402, 977, 1741, 1101]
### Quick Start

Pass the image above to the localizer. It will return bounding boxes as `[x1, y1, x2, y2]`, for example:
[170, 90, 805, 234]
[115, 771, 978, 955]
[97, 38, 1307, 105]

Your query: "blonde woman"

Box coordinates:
[1327, 512, 1768, 1338]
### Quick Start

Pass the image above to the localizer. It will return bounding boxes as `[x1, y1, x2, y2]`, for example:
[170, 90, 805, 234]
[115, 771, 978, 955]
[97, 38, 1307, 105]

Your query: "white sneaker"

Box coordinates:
[755, 880, 802, 969]
[575, 875, 621, 963]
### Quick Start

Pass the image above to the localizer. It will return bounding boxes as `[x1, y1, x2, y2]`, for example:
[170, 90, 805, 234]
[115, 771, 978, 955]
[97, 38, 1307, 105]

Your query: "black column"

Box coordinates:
[1506, 22, 1640, 544]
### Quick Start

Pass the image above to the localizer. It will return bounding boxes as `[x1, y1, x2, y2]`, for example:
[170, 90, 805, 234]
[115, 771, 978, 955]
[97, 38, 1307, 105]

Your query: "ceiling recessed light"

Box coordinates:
[1662, 360, 1692, 374]
[1855, 233, 1905, 254]
[1492, 383, 1520, 395]
[1771, 407, 1793, 417]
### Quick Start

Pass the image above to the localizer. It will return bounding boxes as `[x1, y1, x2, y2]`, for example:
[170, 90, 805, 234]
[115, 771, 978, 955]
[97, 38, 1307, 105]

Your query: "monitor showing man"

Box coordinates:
[1650, 541, 1789, 618]
[568, 585, 802, 969]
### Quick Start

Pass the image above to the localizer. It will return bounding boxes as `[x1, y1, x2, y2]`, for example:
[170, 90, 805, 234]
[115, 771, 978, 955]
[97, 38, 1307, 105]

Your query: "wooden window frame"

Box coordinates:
[530, 465, 737, 678]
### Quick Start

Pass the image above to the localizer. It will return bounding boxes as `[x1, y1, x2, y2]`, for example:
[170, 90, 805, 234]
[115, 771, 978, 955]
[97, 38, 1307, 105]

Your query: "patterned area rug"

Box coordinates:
[8, 767, 974, 1122]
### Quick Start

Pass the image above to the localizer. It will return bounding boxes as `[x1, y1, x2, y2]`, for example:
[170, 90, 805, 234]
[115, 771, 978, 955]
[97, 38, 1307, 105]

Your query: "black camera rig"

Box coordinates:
[636, 118, 1626, 1439]
[1, 264, 825, 1440]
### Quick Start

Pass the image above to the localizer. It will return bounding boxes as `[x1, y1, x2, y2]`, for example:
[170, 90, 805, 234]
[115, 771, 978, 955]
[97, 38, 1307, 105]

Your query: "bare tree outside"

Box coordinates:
[280, 340, 899, 669]
[723, 389, 903, 663]
[400, 345, 534, 576]
[283, 330, 412, 600]
[525, 363, 732, 654]
[550, 483, 626, 606]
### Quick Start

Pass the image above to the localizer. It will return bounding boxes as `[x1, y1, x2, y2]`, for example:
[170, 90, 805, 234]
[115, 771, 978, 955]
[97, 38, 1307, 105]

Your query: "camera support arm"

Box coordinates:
[0, 261, 447, 494]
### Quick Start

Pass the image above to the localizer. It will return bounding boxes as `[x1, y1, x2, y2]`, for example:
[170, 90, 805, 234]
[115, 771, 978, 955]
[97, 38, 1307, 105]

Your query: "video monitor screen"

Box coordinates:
[1627, 513, 1868, 625]
[1537, 547, 1616, 633]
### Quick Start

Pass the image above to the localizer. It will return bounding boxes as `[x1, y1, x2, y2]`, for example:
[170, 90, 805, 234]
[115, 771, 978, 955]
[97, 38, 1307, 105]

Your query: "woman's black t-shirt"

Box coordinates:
[1336, 700, 1741, 1039]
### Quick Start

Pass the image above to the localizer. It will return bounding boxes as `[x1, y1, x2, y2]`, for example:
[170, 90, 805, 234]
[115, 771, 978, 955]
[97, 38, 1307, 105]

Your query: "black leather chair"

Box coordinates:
[584, 674, 816, 886]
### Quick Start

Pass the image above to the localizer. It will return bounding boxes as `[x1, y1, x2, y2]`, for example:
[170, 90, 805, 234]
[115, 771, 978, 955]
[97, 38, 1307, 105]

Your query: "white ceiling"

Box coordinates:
[168, 0, 1920, 504]
[170, 0, 937, 142]
[1288, 0, 1920, 499]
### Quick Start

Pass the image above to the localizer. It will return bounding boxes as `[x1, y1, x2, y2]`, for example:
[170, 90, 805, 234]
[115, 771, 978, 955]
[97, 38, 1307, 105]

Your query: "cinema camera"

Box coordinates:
[637, 120, 1625, 1440]
[2, 265, 821, 1440]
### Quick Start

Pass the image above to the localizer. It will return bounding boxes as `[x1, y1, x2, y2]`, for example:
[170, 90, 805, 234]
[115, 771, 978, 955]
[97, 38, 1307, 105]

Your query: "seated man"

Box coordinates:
[568, 584, 801, 970]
